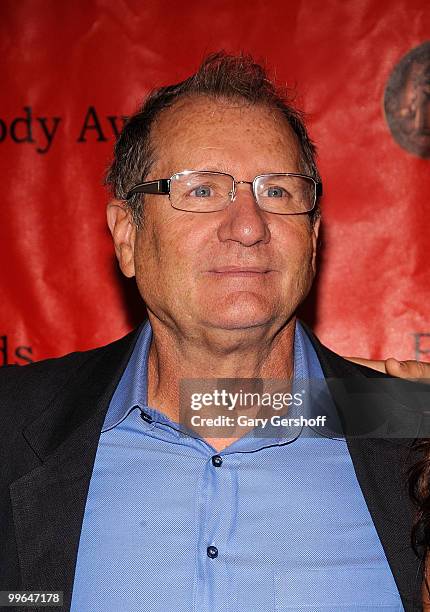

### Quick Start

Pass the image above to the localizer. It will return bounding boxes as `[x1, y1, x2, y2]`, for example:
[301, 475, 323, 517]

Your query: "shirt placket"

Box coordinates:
[193, 451, 240, 612]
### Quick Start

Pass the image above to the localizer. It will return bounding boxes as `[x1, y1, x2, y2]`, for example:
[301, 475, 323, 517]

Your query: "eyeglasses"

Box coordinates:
[126, 170, 322, 215]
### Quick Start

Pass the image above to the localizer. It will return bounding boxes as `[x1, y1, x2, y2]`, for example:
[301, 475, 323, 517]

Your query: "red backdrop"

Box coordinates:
[1, 0, 429, 366]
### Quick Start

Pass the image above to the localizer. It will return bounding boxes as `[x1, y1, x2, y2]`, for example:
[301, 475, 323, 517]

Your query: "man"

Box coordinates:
[1, 53, 429, 612]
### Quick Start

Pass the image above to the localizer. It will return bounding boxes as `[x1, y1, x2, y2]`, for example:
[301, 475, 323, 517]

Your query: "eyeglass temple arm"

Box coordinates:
[316, 182, 323, 198]
[126, 179, 170, 199]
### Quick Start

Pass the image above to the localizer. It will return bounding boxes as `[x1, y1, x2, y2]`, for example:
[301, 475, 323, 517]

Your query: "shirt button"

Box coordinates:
[207, 545, 218, 559]
[211, 455, 223, 467]
[140, 411, 153, 424]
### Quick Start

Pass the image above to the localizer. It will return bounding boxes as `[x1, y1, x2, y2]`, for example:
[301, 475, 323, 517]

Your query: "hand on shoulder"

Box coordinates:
[345, 356, 430, 380]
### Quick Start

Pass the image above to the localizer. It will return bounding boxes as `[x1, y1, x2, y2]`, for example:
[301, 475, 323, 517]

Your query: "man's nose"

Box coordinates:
[216, 183, 271, 246]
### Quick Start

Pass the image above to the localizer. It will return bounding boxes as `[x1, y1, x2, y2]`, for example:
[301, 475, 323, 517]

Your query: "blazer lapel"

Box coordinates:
[9, 326, 141, 612]
[302, 323, 424, 611]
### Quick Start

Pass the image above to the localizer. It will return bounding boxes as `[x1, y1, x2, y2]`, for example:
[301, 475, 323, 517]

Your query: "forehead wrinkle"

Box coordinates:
[149, 96, 301, 177]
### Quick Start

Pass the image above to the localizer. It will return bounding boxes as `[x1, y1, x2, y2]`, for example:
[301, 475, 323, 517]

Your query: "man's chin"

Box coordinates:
[205, 317, 271, 331]
[198, 293, 278, 331]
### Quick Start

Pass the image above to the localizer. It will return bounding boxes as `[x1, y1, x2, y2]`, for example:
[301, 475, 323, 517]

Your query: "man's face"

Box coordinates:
[124, 96, 319, 333]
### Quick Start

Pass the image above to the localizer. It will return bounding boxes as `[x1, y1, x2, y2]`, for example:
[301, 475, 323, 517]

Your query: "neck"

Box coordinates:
[146, 314, 297, 422]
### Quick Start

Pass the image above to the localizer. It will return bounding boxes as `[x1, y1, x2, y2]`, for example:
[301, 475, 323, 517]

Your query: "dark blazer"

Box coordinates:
[0, 323, 426, 611]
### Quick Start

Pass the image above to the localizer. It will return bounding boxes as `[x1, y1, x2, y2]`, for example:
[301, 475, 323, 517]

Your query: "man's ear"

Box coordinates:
[106, 200, 137, 278]
[311, 217, 321, 273]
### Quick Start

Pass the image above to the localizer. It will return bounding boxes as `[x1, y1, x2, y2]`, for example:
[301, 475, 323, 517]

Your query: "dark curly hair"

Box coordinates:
[409, 438, 430, 597]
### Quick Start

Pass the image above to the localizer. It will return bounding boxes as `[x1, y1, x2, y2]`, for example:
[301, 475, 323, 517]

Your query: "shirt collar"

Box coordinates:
[102, 320, 152, 432]
[102, 319, 333, 435]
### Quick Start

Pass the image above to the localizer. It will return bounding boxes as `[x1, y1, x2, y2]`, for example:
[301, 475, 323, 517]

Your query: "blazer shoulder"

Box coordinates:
[0, 327, 140, 426]
[298, 320, 391, 379]
[300, 320, 430, 439]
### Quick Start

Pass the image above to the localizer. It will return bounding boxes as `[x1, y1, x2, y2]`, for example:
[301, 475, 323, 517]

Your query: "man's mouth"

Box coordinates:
[208, 266, 274, 276]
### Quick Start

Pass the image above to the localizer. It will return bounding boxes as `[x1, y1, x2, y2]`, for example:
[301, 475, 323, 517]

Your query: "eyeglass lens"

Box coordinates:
[169, 171, 315, 214]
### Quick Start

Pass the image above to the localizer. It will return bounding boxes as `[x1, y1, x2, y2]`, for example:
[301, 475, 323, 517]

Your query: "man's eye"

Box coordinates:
[191, 185, 213, 197]
[266, 186, 287, 198]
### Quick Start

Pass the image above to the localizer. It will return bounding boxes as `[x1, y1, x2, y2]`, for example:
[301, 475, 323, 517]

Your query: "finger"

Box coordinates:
[385, 357, 430, 381]
[345, 357, 386, 373]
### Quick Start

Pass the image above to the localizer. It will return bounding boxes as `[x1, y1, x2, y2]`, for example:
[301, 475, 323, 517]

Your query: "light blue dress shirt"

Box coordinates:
[70, 320, 404, 611]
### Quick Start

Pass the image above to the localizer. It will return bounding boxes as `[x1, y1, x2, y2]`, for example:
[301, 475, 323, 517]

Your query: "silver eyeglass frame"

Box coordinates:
[126, 169, 323, 214]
